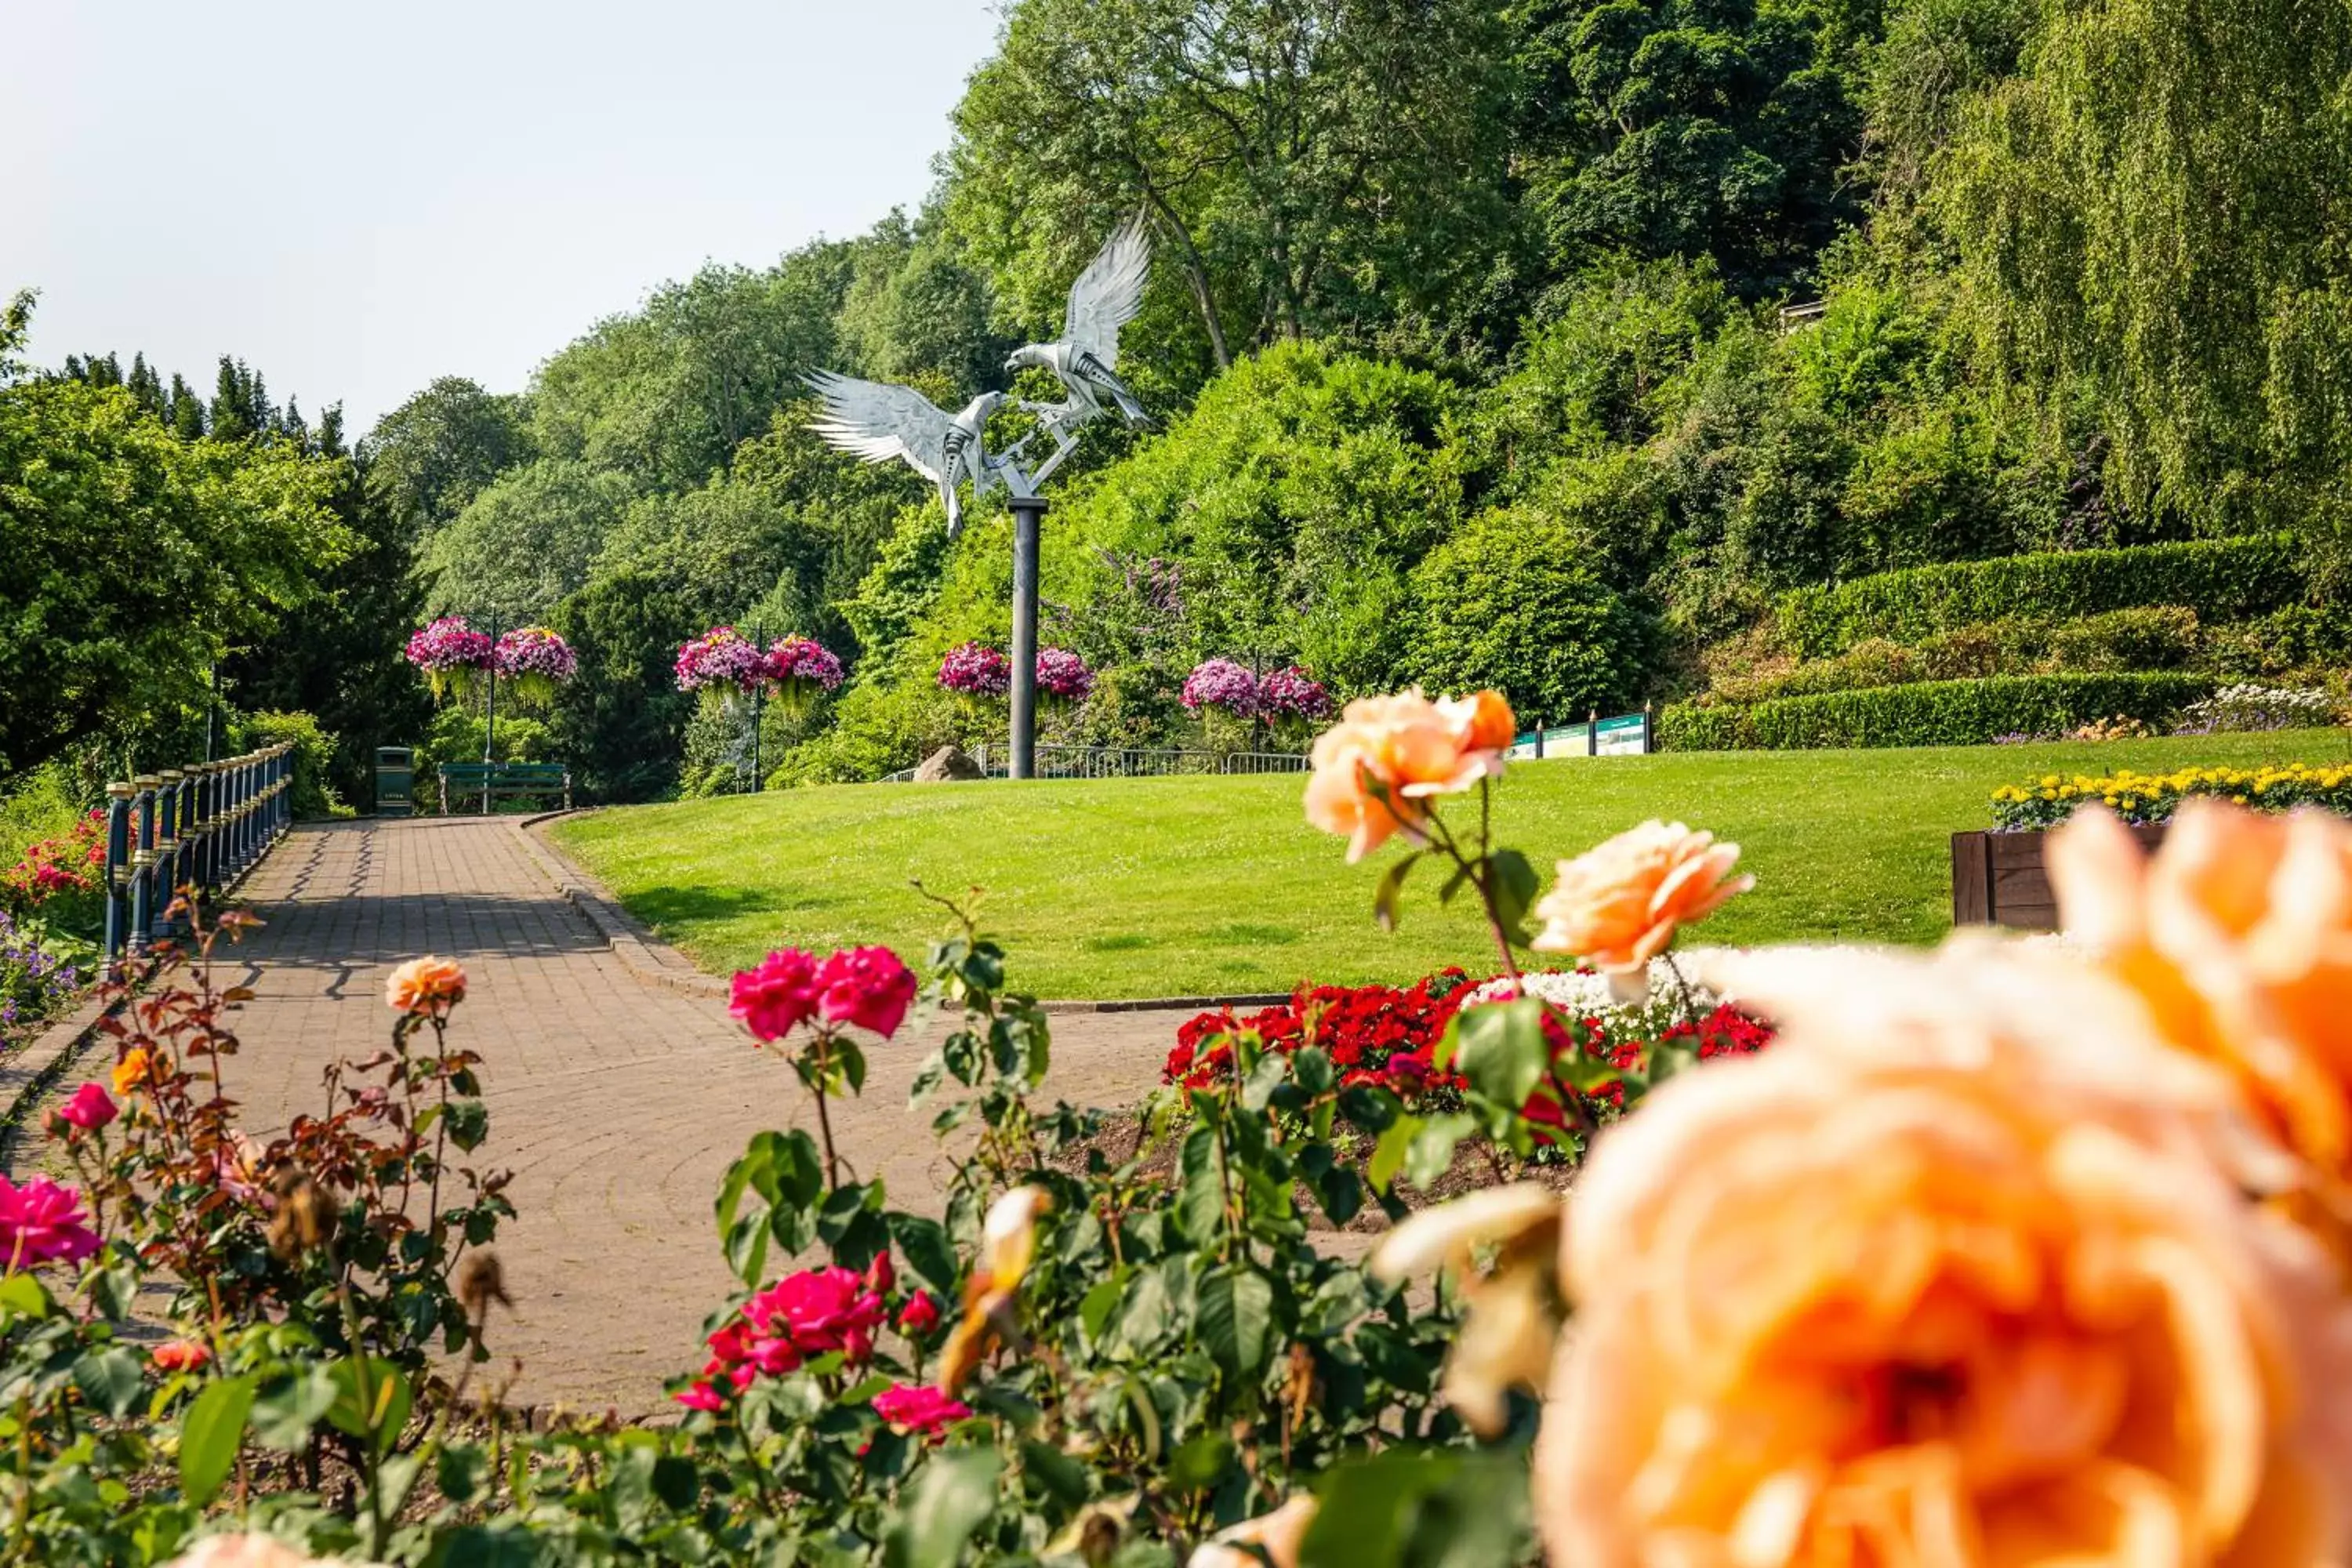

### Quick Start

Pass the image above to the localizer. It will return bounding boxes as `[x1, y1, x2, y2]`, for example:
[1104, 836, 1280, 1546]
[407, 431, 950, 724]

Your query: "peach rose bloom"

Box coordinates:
[1303, 689, 1515, 862]
[1530, 819, 1751, 971]
[1186, 1496, 1318, 1568]
[2049, 801, 2352, 1255]
[384, 955, 466, 1015]
[1536, 944, 2352, 1568]
[163, 1534, 358, 1567]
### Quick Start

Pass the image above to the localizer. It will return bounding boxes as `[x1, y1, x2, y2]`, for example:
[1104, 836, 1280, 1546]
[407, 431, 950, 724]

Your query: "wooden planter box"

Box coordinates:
[1951, 823, 2169, 930]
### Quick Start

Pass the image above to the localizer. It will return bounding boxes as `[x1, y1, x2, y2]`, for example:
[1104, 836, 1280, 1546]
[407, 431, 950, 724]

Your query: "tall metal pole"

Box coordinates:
[748, 618, 764, 795]
[481, 610, 499, 815]
[1007, 496, 1045, 781]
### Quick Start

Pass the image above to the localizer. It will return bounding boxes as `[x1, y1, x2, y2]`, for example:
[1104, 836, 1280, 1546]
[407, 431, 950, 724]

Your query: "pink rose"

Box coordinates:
[56, 1082, 117, 1133]
[672, 1379, 725, 1413]
[0, 1177, 100, 1268]
[813, 946, 918, 1039]
[865, 1249, 895, 1294]
[897, 1291, 942, 1337]
[872, 1381, 971, 1438]
[728, 949, 821, 1042]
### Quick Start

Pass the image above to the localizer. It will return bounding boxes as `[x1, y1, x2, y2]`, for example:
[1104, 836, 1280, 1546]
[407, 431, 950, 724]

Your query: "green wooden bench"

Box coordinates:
[437, 761, 572, 815]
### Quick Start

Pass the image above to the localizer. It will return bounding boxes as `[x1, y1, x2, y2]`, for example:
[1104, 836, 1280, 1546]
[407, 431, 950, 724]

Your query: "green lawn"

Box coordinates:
[553, 731, 2352, 1000]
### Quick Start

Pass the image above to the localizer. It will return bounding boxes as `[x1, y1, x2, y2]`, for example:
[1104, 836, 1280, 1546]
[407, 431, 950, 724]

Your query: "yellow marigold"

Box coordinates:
[1534, 942, 2352, 1568]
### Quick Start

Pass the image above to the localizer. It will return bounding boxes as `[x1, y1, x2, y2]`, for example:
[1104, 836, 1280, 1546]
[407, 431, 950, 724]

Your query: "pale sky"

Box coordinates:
[4, 0, 1002, 437]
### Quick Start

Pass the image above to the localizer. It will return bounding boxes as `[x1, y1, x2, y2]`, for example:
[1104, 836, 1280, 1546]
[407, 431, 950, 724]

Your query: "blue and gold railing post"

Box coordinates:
[153, 768, 183, 939]
[128, 775, 158, 956]
[232, 753, 254, 879]
[272, 746, 290, 840]
[186, 762, 212, 902]
[101, 782, 132, 972]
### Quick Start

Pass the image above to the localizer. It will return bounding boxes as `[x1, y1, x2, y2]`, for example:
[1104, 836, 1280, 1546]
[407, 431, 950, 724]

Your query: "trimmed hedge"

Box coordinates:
[1659, 673, 2216, 751]
[1776, 537, 2303, 658]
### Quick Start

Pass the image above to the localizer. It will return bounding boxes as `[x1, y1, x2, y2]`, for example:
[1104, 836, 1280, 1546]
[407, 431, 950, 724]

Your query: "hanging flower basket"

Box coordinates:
[405, 616, 495, 703]
[675, 626, 766, 717]
[1183, 658, 1261, 753]
[764, 635, 846, 720]
[493, 627, 578, 708]
[1035, 648, 1096, 710]
[938, 642, 1012, 700]
[1181, 658, 1260, 717]
[1256, 665, 1331, 742]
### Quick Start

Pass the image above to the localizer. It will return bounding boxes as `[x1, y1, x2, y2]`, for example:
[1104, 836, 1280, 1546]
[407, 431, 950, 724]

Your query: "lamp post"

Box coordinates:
[1007, 499, 1045, 780]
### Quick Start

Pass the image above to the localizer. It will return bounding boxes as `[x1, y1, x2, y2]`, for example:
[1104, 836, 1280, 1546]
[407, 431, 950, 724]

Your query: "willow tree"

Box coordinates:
[1936, 0, 2352, 549]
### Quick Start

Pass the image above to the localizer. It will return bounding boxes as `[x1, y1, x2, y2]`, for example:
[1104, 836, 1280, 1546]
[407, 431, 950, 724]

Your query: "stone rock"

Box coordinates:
[913, 745, 984, 782]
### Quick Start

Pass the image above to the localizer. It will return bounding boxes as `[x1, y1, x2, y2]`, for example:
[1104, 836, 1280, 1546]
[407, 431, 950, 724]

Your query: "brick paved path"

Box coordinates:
[196, 818, 1177, 1416]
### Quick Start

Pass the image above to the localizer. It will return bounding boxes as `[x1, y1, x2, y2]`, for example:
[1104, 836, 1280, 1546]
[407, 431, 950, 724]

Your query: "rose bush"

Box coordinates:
[9, 685, 2352, 1568]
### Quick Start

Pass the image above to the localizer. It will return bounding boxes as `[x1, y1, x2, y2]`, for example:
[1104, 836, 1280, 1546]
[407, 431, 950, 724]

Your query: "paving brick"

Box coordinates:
[186, 818, 1178, 1416]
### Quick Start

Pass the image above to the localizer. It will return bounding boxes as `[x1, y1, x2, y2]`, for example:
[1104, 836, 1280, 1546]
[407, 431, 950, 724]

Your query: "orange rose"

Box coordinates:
[1529, 819, 1751, 972]
[111, 1047, 152, 1098]
[1187, 1496, 1317, 1568]
[1536, 944, 2352, 1568]
[2049, 801, 2352, 1256]
[384, 955, 466, 1016]
[1302, 689, 1514, 862]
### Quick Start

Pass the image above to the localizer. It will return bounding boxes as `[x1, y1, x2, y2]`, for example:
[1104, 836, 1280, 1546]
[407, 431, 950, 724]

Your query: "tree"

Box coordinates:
[361, 377, 535, 538]
[550, 568, 699, 803]
[1408, 503, 1650, 720]
[0, 367, 350, 772]
[945, 0, 1522, 379]
[419, 459, 638, 622]
[1510, 0, 1871, 299]
[530, 253, 854, 492]
[1936, 0, 2352, 543]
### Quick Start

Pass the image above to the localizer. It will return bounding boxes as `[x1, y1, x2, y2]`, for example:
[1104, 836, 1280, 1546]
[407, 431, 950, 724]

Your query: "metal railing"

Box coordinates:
[881, 742, 1311, 783]
[100, 742, 295, 971]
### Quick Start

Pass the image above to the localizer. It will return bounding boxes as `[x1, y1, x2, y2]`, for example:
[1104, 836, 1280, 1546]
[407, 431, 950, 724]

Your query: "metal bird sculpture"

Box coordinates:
[1005, 216, 1152, 434]
[804, 372, 1005, 536]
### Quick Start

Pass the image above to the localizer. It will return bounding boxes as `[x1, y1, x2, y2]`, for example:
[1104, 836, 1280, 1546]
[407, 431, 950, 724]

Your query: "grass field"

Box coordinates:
[553, 731, 2352, 1000]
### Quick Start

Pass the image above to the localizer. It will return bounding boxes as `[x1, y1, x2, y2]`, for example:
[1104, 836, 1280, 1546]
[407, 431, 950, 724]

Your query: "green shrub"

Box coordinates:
[1775, 537, 2302, 656]
[2045, 605, 2201, 671]
[1407, 505, 1650, 722]
[231, 710, 343, 819]
[1659, 673, 2216, 750]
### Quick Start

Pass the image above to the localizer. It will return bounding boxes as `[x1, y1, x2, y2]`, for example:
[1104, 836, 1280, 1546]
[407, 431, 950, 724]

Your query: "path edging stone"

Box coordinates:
[514, 812, 1294, 1016]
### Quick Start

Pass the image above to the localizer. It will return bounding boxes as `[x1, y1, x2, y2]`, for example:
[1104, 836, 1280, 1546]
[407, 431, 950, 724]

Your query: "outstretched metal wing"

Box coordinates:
[1062, 216, 1150, 369]
[803, 370, 955, 482]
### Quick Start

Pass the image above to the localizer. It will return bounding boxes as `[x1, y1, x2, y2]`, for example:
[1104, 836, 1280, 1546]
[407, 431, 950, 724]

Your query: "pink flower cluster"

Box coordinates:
[674, 626, 767, 694]
[1182, 658, 1258, 714]
[872, 1381, 971, 1438]
[676, 1262, 889, 1410]
[764, 635, 845, 692]
[1258, 666, 1331, 720]
[493, 626, 577, 682]
[729, 945, 919, 1042]
[404, 616, 493, 673]
[0, 1175, 100, 1268]
[938, 641, 1012, 698]
[1035, 647, 1095, 702]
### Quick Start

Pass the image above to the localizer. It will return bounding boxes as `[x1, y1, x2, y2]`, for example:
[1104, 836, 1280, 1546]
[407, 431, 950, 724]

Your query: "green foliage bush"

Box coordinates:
[1775, 537, 2303, 657]
[1407, 506, 1650, 722]
[1708, 605, 2210, 706]
[231, 711, 343, 819]
[1659, 673, 2215, 750]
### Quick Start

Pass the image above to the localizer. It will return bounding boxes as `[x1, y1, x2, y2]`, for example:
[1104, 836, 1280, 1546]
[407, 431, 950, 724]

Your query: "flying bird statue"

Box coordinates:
[804, 372, 1004, 536]
[1005, 216, 1152, 435]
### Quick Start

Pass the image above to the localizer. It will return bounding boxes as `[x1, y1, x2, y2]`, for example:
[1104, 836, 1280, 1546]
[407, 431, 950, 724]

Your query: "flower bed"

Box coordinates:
[1166, 961, 1773, 1125]
[1991, 760, 2352, 829]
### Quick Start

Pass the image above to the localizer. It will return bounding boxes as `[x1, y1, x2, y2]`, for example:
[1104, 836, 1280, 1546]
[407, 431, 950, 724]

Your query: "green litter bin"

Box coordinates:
[375, 746, 416, 817]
